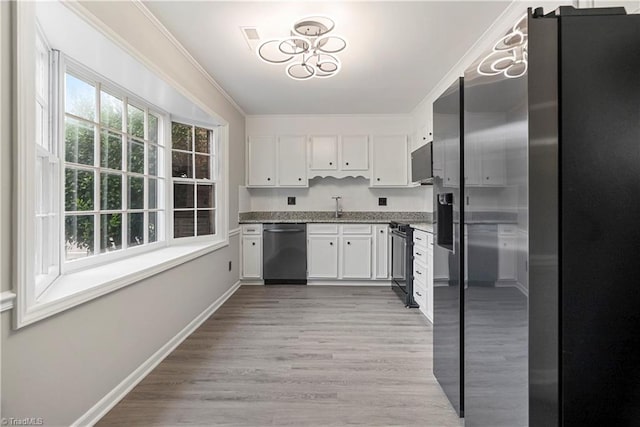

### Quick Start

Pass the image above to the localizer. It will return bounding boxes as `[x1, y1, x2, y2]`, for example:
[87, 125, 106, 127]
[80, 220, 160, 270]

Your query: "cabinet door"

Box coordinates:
[374, 225, 389, 279]
[278, 136, 307, 187]
[308, 236, 338, 278]
[464, 134, 481, 186]
[371, 135, 408, 186]
[498, 235, 517, 280]
[247, 136, 276, 186]
[310, 135, 338, 170]
[341, 236, 372, 279]
[341, 135, 369, 170]
[481, 137, 506, 186]
[426, 234, 434, 322]
[443, 135, 459, 187]
[242, 236, 262, 279]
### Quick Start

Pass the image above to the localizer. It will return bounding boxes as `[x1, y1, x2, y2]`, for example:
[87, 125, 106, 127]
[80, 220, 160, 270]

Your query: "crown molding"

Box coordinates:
[130, 0, 246, 117]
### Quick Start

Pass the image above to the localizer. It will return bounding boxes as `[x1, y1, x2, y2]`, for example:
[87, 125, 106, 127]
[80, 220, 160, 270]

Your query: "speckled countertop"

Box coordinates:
[410, 223, 434, 233]
[239, 211, 433, 224]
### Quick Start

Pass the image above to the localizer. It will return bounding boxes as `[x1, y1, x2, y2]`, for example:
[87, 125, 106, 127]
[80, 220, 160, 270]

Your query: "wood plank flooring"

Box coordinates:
[98, 285, 462, 426]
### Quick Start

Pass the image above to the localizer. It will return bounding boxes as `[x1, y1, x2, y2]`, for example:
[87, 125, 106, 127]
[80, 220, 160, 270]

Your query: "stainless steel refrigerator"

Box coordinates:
[433, 6, 640, 426]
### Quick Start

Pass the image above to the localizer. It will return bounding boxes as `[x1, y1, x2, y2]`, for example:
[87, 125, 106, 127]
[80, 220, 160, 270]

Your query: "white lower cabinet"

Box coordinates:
[341, 236, 372, 279]
[308, 236, 339, 279]
[374, 225, 389, 279]
[241, 235, 262, 279]
[413, 229, 434, 322]
[498, 225, 517, 281]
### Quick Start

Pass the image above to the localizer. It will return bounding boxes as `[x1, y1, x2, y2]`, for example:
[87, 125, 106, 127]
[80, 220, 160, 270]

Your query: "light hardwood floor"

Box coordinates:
[98, 285, 462, 427]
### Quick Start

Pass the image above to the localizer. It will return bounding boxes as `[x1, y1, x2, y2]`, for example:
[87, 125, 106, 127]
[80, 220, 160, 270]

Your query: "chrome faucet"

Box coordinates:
[332, 196, 343, 218]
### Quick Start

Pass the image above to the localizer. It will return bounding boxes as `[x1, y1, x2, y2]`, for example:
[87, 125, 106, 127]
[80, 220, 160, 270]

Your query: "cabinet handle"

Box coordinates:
[345, 162, 349, 166]
[330, 242, 333, 246]
[416, 291, 422, 297]
[329, 162, 333, 165]
[347, 241, 351, 245]
[252, 242, 256, 246]
[377, 178, 381, 181]
[416, 237, 422, 241]
[267, 177, 271, 181]
[380, 230, 384, 234]
[298, 178, 302, 181]
[486, 176, 490, 180]
[416, 252, 422, 256]
[247, 228, 255, 232]
[416, 270, 422, 275]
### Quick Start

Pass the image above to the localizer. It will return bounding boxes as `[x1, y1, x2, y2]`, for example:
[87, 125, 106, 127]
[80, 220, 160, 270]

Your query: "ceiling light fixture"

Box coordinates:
[257, 15, 347, 80]
[477, 15, 528, 79]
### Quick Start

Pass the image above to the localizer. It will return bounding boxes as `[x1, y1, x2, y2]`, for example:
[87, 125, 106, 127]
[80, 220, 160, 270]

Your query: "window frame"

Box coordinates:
[169, 119, 220, 244]
[13, 3, 230, 329]
[59, 56, 170, 274]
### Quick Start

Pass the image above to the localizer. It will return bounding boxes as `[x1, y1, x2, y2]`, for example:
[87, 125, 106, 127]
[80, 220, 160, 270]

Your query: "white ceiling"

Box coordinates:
[144, 1, 512, 115]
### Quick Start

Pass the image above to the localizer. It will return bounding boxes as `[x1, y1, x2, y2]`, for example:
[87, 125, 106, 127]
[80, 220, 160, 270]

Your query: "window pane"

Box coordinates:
[149, 144, 159, 176]
[128, 176, 144, 210]
[100, 91, 122, 131]
[195, 127, 210, 153]
[149, 114, 159, 144]
[197, 210, 215, 236]
[65, 117, 95, 165]
[65, 168, 94, 211]
[195, 154, 210, 179]
[101, 173, 122, 210]
[172, 151, 192, 178]
[174, 183, 194, 208]
[100, 213, 122, 253]
[36, 103, 45, 148]
[148, 211, 159, 243]
[128, 139, 145, 174]
[197, 184, 214, 208]
[65, 214, 94, 260]
[128, 212, 144, 247]
[174, 211, 194, 238]
[100, 130, 122, 170]
[127, 104, 144, 139]
[148, 178, 158, 209]
[65, 74, 95, 121]
[171, 122, 192, 151]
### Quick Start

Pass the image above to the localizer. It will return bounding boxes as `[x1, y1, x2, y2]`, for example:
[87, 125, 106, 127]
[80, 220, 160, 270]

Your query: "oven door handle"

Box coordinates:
[391, 230, 407, 238]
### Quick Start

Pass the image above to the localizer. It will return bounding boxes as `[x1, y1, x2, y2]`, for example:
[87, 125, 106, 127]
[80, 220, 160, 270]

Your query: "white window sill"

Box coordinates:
[18, 239, 228, 328]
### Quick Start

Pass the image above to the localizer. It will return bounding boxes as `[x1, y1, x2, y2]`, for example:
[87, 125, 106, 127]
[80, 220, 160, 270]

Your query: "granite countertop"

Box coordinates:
[239, 211, 433, 224]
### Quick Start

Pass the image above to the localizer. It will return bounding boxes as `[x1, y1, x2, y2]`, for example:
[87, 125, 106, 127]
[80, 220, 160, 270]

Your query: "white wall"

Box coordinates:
[245, 114, 433, 213]
[245, 179, 432, 212]
[0, 1, 245, 425]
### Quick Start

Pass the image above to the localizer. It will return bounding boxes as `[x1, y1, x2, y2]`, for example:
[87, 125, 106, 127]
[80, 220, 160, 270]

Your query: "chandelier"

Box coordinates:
[257, 16, 347, 80]
[477, 15, 528, 79]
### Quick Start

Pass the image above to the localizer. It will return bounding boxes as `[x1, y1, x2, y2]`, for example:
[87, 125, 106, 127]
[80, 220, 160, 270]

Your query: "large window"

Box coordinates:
[171, 122, 217, 239]
[63, 66, 165, 267]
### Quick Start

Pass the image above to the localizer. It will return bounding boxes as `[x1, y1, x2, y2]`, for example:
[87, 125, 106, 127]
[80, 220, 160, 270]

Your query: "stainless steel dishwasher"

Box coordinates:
[263, 223, 307, 285]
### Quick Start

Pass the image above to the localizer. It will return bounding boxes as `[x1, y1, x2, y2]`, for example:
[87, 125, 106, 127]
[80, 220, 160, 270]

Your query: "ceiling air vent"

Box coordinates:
[240, 27, 260, 50]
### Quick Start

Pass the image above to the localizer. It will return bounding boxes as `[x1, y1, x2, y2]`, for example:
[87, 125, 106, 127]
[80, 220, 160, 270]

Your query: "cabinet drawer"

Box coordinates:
[413, 283, 427, 309]
[413, 245, 428, 267]
[242, 224, 262, 235]
[413, 261, 428, 286]
[499, 224, 516, 235]
[413, 229, 428, 249]
[308, 224, 339, 234]
[340, 224, 372, 235]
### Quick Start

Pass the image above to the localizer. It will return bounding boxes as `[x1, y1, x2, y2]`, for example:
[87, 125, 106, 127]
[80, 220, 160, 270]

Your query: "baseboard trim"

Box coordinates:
[307, 280, 391, 287]
[72, 280, 241, 427]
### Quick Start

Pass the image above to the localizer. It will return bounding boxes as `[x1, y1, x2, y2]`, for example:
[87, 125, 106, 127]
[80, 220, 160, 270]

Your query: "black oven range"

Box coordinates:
[390, 221, 419, 308]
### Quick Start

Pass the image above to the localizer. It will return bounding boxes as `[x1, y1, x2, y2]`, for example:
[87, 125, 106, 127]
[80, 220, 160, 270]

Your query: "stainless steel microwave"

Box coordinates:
[411, 142, 433, 184]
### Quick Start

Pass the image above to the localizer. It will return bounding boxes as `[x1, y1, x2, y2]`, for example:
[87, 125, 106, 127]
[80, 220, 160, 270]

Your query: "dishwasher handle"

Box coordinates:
[264, 228, 305, 233]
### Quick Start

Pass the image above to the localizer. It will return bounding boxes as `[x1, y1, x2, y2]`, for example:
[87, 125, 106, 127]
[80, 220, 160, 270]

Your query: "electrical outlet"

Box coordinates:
[228, 261, 232, 271]
[287, 197, 296, 205]
[378, 197, 387, 206]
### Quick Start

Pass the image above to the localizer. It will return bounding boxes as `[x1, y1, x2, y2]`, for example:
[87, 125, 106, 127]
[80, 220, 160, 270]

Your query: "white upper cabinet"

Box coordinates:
[341, 135, 369, 171]
[247, 136, 276, 187]
[278, 136, 307, 187]
[371, 135, 409, 187]
[309, 135, 338, 170]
